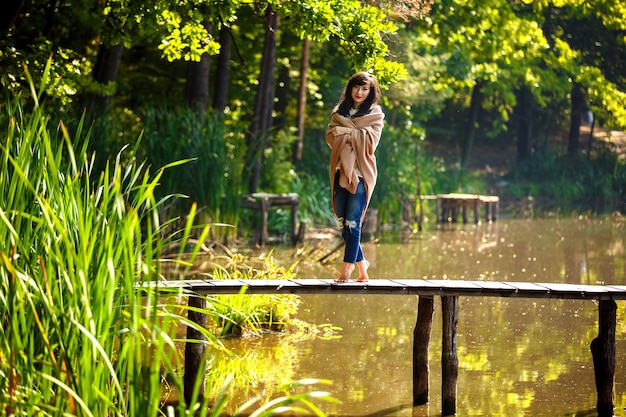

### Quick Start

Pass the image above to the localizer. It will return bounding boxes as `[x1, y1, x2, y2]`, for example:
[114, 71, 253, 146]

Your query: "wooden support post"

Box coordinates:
[260, 197, 269, 245]
[492, 200, 499, 222]
[291, 198, 299, 245]
[473, 198, 480, 224]
[591, 299, 616, 417]
[442, 296, 459, 416]
[436, 197, 442, 223]
[184, 295, 206, 406]
[413, 296, 435, 405]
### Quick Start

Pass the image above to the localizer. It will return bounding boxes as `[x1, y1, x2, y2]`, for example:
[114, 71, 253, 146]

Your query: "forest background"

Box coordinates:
[2, 0, 626, 242]
[1, 1, 626, 415]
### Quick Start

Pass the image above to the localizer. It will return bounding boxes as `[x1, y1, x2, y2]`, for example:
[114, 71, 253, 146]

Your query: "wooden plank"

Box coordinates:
[603, 286, 626, 299]
[158, 279, 215, 289]
[431, 280, 483, 289]
[184, 280, 247, 294]
[329, 279, 409, 295]
[391, 279, 446, 288]
[468, 281, 519, 296]
[346, 279, 406, 289]
[437, 193, 479, 200]
[469, 280, 518, 291]
[425, 280, 485, 297]
[144, 279, 217, 294]
[390, 280, 449, 296]
[478, 196, 499, 203]
[240, 279, 303, 292]
[287, 279, 336, 294]
[537, 283, 613, 299]
[149, 279, 626, 300]
[504, 282, 552, 297]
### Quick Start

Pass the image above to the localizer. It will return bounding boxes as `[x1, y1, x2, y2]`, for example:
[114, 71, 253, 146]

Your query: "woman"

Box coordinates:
[325, 72, 384, 283]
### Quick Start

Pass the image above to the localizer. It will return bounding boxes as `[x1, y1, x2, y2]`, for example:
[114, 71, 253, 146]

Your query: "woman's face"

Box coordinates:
[351, 83, 370, 109]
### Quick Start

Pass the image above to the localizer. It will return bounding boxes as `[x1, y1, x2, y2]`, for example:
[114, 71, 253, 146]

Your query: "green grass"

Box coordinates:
[0, 61, 333, 417]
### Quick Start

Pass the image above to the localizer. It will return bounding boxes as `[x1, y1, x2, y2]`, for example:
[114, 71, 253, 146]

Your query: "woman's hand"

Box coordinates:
[332, 126, 352, 137]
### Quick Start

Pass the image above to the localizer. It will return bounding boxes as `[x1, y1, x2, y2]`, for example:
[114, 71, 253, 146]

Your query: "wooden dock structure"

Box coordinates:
[153, 278, 622, 417]
[433, 193, 500, 224]
[240, 193, 302, 245]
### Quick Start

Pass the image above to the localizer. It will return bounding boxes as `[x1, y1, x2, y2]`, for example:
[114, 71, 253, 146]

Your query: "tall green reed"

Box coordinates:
[0, 66, 195, 416]
[0, 62, 333, 416]
[142, 108, 246, 243]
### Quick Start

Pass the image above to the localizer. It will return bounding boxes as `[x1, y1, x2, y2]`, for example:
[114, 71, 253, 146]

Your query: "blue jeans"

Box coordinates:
[333, 171, 366, 263]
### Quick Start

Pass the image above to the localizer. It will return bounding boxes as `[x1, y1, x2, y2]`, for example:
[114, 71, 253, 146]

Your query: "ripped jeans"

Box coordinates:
[333, 171, 367, 264]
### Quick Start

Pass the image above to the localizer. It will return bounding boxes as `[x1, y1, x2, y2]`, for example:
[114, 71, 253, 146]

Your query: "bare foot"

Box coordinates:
[356, 259, 370, 282]
[334, 262, 355, 283]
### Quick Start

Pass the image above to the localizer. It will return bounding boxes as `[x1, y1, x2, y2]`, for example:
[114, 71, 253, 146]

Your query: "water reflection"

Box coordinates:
[217, 217, 626, 416]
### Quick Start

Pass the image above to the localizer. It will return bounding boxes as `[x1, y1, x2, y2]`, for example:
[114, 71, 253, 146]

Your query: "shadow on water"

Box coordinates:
[211, 216, 626, 417]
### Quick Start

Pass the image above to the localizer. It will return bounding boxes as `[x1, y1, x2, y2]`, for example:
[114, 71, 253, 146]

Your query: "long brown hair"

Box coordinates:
[335, 72, 381, 118]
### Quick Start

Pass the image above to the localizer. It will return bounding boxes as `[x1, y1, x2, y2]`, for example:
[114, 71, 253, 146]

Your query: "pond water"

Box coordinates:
[214, 216, 626, 417]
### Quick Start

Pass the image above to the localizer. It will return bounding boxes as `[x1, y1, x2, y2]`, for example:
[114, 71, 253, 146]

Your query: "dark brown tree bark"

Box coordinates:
[247, 7, 279, 193]
[85, 41, 124, 121]
[273, 62, 290, 130]
[591, 300, 616, 417]
[460, 82, 483, 170]
[294, 38, 310, 164]
[413, 296, 434, 405]
[184, 22, 212, 117]
[442, 296, 458, 416]
[212, 25, 232, 113]
[0, 0, 24, 35]
[184, 295, 206, 406]
[567, 82, 585, 156]
[516, 85, 534, 162]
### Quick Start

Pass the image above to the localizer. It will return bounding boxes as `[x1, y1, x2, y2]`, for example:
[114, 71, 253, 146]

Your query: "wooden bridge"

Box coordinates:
[153, 278, 623, 417]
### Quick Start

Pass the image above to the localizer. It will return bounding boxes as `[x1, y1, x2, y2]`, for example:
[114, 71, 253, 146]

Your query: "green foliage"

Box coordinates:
[507, 143, 626, 210]
[371, 126, 486, 225]
[157, 9, 220, 61]
[142, 108, 246, 241]
[0, 72, 333, 417]
[259, 129, 298, 194]
[0, 76, 197, 416]
[205, 253, 301, 337]
[404, 0, 626, 154]
[291, 171, 336, 227]
[3, 0, 625, 228]
[0, 38, 92, 107]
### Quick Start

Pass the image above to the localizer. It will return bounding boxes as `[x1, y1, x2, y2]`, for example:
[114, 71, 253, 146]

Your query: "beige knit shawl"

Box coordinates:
[326, 105, 385, 210]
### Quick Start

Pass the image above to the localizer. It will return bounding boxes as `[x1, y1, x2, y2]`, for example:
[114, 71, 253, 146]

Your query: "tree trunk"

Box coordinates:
[273, 62, 290, 131]
[567, 83, 585, 156]
[460, 82, 483, 170]
[184, 22, 212, 117]
[213, 25, 232, 113]
[247, 7, 279, 193]
[294, 38, 310, 164]
[516, 85, 534, 162]
[0, 0, 24, 34]
[86, 42, 124, 121]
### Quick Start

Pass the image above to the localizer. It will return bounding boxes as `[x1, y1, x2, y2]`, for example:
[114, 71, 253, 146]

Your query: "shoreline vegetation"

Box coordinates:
[0, 68, 333, 417]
